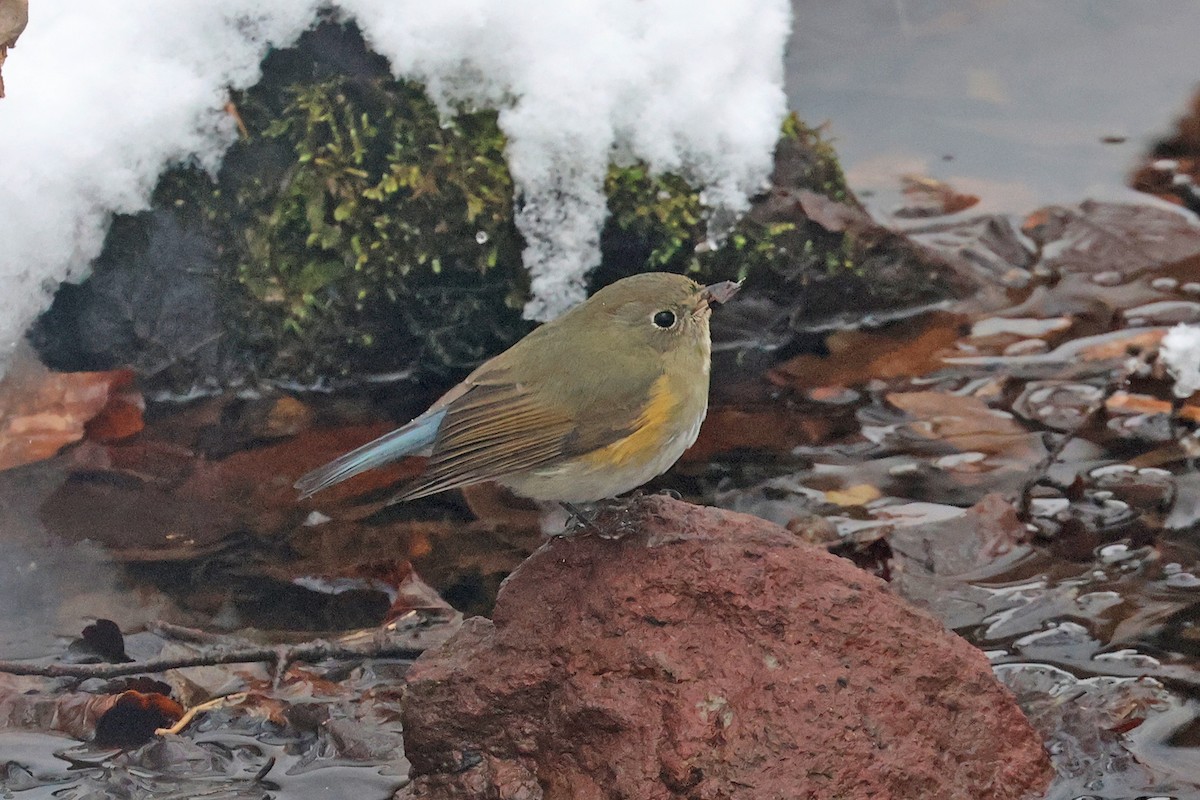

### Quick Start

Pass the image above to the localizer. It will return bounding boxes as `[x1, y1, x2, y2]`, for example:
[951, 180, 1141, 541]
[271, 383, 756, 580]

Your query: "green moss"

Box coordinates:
[212, 69, 859, 381]
[599, 113, 856, 291]
[151, 21, 860, 384]
[219, 74, 530, 380]
[780, 113, 851, 203]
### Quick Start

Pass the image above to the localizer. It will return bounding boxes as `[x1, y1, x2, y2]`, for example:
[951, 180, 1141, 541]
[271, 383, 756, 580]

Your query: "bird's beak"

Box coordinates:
[701, 280, 742, 306]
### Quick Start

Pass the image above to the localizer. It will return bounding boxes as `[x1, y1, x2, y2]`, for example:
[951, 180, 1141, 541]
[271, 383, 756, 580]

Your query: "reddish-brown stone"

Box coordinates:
[399, 496, 1052, 800]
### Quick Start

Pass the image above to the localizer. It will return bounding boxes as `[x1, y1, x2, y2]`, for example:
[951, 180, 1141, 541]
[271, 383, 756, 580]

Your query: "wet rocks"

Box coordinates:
[398, 495, 1053, 800]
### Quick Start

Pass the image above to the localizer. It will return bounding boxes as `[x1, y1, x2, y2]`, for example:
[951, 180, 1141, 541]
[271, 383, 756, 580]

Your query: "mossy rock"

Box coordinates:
[30, 18, 970, 395]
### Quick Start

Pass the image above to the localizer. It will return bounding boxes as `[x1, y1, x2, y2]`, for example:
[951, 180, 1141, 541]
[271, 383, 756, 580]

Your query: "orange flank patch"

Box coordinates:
[583, 375, 682, 467]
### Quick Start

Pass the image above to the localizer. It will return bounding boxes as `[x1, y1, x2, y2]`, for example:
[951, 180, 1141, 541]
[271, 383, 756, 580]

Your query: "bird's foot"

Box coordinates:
[558, 497, 641, 540]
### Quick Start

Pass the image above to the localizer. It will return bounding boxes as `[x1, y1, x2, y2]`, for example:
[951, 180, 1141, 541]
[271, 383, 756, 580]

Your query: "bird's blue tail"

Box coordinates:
[294, 408, 446, 499]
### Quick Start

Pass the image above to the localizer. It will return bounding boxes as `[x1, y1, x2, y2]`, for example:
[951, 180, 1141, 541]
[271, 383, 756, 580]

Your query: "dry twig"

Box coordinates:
[0, 639, 423, 680]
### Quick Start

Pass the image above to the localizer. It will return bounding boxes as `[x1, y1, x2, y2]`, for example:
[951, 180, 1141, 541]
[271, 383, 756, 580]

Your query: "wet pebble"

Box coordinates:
[1087, 465, 1175, 514]
[1012, 381, 1105, 431]
[1124, 300, 1200, 327]
[1003, 338, 1050, 356]
[1165, 571, 1200, 589]
[971, 316, 1072, 338]
[1091, 649, 1163, 669]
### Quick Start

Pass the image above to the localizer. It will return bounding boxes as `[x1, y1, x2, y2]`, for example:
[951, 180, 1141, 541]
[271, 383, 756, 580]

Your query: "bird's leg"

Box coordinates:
[559, 502, 602, 536]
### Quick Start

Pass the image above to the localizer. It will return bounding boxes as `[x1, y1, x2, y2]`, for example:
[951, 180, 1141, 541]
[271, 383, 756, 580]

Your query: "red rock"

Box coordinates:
[398, 496, 1052, 800]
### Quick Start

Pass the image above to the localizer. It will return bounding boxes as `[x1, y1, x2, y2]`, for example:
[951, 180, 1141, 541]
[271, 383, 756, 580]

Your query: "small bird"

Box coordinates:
[295, 272, 740, 505]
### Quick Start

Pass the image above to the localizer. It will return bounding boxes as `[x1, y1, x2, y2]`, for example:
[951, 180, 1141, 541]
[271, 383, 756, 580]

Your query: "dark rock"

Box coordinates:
[1025, 201, 1200, 278]
[29, 209, 236, 389]
[399, 496, 1053, 800]
[907, 214, 1036, 288]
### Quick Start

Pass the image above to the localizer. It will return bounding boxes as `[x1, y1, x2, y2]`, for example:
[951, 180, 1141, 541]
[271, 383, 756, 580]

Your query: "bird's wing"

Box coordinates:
[393, 373, 639, 501]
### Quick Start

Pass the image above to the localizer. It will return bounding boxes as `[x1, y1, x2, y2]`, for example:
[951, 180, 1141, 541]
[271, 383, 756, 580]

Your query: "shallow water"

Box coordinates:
[7, 3, 1200, 799]
[787, 0, 1200, 221]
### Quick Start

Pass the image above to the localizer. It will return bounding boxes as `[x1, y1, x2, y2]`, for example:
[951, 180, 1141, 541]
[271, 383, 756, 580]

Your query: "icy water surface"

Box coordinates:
[787, 0, 1200, 221]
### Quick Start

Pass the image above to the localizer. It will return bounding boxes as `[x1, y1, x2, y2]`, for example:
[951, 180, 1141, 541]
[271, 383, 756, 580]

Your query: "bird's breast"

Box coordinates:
[498, 371, 707, 503]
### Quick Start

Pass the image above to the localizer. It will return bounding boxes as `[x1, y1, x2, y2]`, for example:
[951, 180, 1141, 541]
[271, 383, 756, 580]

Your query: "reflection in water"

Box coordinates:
[0, 460, 136, 660]
[787, 0, 1200, 219]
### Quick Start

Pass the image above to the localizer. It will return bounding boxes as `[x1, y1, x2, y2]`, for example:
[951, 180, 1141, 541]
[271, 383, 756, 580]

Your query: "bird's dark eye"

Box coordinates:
[652, 310, 677, 329]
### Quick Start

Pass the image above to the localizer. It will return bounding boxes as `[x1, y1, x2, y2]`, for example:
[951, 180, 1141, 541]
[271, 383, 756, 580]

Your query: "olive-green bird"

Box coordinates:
[295, 272, 740, 504]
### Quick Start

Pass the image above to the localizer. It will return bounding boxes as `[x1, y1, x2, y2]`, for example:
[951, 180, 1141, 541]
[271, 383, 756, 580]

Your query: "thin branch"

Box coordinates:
[0, 640, 423, 680]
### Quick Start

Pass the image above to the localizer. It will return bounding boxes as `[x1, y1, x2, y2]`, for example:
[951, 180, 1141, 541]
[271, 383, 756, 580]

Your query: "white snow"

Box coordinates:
[1161, 323, 1200, 398]
[0, 0, 790, 377]
[340, 0, 791, 319]
[0, 0, 323, 376]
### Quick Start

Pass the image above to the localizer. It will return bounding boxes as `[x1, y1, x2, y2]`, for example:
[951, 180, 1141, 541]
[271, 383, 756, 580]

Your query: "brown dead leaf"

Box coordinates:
[378, 563, 456, 624]
[683, 404, 833, 462]
[94, 691, 185, 747]
[0, 681, 182, 746]
[825, 484, 883, 507]
[1071, 328, 1166, 362]
[894, 175, 980, 219]
[264, 395, 315, 438]
[887, 391, 1036, 458]
[1023, 201, 1200, 277]
[0, 367, 144, 471]
[84, 372, 145, 442]
[39, 422, 435, 562]
[769, 312, 965, 390]
[1107, 390, 1200, 423]
[796, 188, 872, 232]
[891, 493, 1031, 577]
[0, 0, 26, 47]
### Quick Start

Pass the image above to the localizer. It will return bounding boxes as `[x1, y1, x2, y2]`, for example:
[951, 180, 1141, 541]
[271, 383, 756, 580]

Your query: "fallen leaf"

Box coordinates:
[769, 312, 966, 390]
[94, 691, 185, 747]
[382, 564, 456, 624]
[684, 404, 835, 461]
[263, 395, 315, 438]
[1106, 391, 1200, 423]
[71, 619, 131, 664]
[0, 0, 26, 47]
[795, 188, 872, 232]
[886, 391, 1035, 458]
[894, 175, 980, 219]
[1071, 328, 1167, 362]
[84, 372, 145, 442]
[0, 365, 143, 471]
[825, 484, 882, 507]
[0, 0, 27, 98]
[888, 495, 1033, 628]
[1107, 717, 1145, 735]
[908, 214, 1035, 288]
[0, 679, 182, 747]
[1023, 201, 1200, 277]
